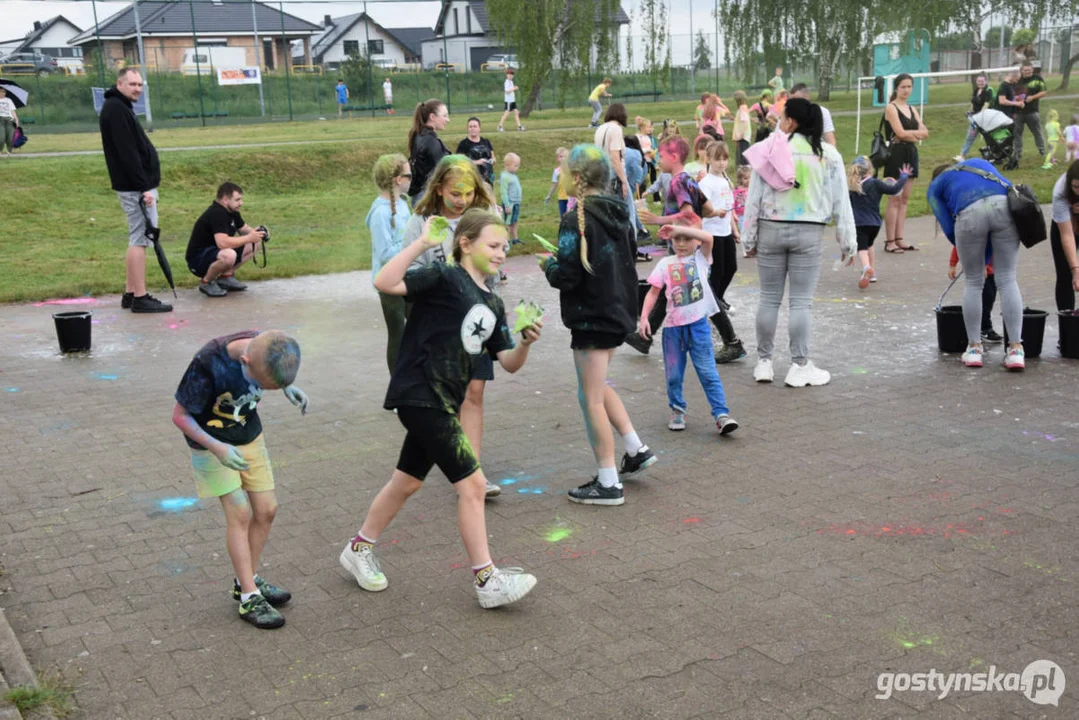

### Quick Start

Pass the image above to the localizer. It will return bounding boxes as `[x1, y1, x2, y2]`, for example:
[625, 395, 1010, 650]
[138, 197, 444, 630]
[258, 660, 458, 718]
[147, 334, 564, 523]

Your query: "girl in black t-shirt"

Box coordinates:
[456, 117, 495, 185]
[542, 144, 657, 508]
[341, 209, 543, 609]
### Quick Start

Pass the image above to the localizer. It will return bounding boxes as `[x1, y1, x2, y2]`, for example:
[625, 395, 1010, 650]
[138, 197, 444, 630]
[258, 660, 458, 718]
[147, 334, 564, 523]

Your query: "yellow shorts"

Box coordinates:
[190, 434, 274, 499]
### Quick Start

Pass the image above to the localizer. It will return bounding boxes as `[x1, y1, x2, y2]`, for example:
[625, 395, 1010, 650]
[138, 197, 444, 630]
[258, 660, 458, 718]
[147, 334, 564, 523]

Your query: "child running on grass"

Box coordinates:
[1043, 110, 1063, 169]
[638, 223, 739, 435]
[847, 155, 911, 289]
[405, 154, 504, 497]
[542, 145, 656, 506]
[368, 154, 413, 372]
[341, 209, 543, 608]
[698, 141, 746, 364]
[1066, 115, 1079, 162]
[172, 330, 308, 629]
[544, 147, 571, 217]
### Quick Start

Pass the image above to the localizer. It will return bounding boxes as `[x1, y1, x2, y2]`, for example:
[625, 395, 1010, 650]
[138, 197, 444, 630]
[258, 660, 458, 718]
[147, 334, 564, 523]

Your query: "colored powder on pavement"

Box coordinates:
[33, 297, 97, 307]
[545, 528, 572, 543]
[5, 388, 19, 393]
[158, 497, 198, 512]
[93, 373, 119, 381]
[517, 487, 544, 494]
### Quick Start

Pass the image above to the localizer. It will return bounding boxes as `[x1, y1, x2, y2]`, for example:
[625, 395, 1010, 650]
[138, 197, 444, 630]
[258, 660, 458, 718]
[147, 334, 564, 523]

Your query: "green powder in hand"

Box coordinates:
[531, 233, 558, 254]
[428, 216, 452, 244]
[513, 300, 545, 334]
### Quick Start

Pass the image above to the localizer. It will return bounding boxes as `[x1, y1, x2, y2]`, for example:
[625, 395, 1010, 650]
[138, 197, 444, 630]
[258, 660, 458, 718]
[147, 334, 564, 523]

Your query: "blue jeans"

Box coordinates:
[662, 318, 730, 418]
[960, 120, 979, 158]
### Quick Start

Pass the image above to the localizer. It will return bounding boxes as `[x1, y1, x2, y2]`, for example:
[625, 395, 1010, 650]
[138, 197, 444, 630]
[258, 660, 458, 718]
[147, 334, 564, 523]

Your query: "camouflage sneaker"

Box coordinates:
[232, 576, 292, 607]
[238, 593, 285, 629]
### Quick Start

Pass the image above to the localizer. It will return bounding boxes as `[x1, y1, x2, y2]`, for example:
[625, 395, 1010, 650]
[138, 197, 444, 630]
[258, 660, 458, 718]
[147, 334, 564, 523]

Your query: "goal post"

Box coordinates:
[854, 65, 1021, 154]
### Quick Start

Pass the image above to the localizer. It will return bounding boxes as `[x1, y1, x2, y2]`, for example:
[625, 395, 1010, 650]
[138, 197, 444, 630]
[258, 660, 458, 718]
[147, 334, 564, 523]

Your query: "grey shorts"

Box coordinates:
[117, 189, 158, 247]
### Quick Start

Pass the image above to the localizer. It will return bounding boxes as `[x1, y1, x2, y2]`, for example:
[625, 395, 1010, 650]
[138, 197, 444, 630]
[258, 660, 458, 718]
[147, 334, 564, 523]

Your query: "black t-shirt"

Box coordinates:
[385, 264, 514, 413]
[996, 82, 1017, 118]
[186, 202, 245, 266]
[456, 137, 494, 184]
[175, 331, 264, 450]
[1014, 73, 1046, 114]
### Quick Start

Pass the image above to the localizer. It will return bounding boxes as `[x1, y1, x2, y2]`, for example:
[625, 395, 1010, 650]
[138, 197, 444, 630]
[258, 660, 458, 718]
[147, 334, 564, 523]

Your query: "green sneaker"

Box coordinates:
[238, 593, 285, 629]
[231, 576, 292, 607]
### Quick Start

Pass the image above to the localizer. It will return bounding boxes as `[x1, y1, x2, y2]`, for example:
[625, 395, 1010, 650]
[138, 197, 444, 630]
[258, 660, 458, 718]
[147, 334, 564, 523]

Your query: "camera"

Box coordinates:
[257, 225, 270, 242]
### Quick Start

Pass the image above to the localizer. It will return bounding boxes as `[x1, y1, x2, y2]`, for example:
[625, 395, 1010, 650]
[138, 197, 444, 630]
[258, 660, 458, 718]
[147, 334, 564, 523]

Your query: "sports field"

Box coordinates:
[3, 82, 1076, 303]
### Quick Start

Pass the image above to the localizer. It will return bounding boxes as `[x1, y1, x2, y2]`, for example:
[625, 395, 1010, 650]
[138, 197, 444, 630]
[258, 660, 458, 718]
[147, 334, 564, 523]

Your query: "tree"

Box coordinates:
[694, 30, 712, 70]
[985, 25, 1014, 48]
[637, 0, 670, 91]
[486, 0, 621, 116]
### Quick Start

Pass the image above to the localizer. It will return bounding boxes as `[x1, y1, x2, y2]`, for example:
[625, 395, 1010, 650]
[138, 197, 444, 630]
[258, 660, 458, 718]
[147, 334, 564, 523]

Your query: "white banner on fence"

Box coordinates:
[217, 67, 262, 86]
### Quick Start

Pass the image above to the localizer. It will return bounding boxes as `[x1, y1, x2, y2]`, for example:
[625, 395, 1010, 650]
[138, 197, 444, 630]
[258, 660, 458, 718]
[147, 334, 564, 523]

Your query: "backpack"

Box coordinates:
[12, 125, 27, 149]
[742, 131, 800, 191]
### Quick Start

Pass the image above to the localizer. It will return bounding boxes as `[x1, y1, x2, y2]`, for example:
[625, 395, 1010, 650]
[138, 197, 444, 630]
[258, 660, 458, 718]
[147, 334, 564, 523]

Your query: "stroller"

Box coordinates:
[969, 108, 1017, 170]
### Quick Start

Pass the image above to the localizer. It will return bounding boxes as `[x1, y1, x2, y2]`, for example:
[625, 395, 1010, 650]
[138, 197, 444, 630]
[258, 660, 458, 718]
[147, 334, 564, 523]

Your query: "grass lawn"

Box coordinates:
[4, 88, 1078, 303]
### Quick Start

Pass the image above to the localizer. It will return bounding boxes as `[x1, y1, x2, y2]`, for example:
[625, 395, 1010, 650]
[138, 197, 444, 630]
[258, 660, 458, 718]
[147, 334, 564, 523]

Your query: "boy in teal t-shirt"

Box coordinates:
[500, 152, 523, 245]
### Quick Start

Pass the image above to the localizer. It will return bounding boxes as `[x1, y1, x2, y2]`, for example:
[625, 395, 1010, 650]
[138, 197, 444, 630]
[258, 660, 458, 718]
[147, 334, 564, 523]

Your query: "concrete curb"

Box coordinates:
[0, 606, 54, 720]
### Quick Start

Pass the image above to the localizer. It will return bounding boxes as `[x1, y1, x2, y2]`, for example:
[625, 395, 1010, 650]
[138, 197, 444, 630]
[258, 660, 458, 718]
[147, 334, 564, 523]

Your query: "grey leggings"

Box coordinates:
[754, 221, 823, 363]
[590, 100, 603, 125]
[954, 194, 1023, 346]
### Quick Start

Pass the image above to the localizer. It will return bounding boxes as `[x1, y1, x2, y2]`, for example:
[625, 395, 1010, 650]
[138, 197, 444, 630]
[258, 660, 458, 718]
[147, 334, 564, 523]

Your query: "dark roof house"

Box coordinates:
[309, 13, 431, 66]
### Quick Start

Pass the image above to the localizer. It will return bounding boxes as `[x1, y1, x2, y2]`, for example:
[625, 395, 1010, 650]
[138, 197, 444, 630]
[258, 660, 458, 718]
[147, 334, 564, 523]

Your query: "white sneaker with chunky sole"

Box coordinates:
[339, 542, 388, 592]
[753, 359, 774, 383]
[476, 567, 537, 609]
[784, 361, 831, 387]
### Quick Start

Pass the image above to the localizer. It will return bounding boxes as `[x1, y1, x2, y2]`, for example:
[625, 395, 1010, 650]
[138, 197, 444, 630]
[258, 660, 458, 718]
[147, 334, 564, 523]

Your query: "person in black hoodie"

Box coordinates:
[407, 99, 450, 205]
[543, 144, 657, 507]
[99, 68, 171, 313]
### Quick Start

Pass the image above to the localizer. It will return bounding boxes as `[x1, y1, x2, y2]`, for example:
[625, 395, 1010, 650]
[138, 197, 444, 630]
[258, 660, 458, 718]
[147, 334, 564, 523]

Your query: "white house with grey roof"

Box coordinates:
[68, 0, 322, 73]
[421, 0, 630, 71]
[1, 16, 85, 71]
[303, 13, 432, 70]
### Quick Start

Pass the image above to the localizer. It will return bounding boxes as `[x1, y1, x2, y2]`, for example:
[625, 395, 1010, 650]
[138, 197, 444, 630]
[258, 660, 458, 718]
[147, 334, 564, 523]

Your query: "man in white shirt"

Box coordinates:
[382, 78, 394, 115]
[790, 83, 835, 146]
[497, 69, 524, 132]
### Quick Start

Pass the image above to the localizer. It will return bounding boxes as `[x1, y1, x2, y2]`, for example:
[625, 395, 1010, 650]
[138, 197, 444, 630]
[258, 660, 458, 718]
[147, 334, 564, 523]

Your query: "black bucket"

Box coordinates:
[1058, 311, 1079, 359]
[637, 279, 651, 315]
[1003, 307, 1048, 358]
[52, 311, 92, 353]
[935, 305, 968, 353]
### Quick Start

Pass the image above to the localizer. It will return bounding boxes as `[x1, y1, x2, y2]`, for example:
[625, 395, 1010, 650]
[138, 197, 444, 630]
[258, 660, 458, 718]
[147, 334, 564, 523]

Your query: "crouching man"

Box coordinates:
[187, 182, 267, 297]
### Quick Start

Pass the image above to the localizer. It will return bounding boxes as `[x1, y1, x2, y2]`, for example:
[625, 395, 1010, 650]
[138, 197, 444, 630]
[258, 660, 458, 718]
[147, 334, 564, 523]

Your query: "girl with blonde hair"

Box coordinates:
[368, 153, 413, 370]
[542, 145, 656, 506]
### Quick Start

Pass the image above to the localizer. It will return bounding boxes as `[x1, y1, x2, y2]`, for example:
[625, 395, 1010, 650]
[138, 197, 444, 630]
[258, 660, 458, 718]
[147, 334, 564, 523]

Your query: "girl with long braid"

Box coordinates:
[542, 145, 657, 507]
[368, 154, 413, 372]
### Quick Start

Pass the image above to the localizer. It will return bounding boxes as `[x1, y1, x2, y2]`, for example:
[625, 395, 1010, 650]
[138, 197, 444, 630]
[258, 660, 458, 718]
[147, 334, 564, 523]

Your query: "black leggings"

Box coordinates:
[708, 235, 739, 344]
[1051, 222, 1076, 311]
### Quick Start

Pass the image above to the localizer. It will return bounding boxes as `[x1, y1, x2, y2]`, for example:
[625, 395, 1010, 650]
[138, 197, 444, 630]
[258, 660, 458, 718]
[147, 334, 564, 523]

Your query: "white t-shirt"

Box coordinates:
[819, 105, 835, 136]
[699, 173, 734, 236]
[647, 249, 719, 328]
[1065, 125, 1079, 145]
[1051, 173, 1075, 224]
[0, 98, 15, 119]
[504, 78, 515, 103]
[383, 80, 392, 102]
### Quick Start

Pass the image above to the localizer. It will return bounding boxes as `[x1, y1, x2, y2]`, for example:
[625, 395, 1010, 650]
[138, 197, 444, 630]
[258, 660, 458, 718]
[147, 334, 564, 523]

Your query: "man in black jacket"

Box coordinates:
[100, 68, 171, 313]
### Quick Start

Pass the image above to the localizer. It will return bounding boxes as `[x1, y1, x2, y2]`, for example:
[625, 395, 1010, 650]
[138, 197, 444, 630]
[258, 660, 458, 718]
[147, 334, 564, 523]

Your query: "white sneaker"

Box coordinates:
[961, 346, 984, 368]
[753, 358, 774, 383]
[485, 480, 502, 498]
[784, 361, 831, 387]
[475, 567, 537, 609]
[339, 541, 388, 591]
[1003, 347, 1025, 370]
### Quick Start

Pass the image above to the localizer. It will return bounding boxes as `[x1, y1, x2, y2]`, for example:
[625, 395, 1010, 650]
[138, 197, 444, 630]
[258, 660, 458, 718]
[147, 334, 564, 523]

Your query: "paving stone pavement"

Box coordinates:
[1, 213, 1077, 720]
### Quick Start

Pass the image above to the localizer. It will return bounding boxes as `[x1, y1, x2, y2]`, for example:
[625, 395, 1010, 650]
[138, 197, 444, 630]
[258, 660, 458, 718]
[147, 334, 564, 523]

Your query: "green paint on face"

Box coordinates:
[472, 252, 492, 274]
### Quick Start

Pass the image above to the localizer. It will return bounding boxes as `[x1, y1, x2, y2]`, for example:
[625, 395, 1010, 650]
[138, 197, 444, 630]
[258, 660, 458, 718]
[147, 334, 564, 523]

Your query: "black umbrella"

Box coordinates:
[139, 199, 177, 298]
[0, 78, 28, 109]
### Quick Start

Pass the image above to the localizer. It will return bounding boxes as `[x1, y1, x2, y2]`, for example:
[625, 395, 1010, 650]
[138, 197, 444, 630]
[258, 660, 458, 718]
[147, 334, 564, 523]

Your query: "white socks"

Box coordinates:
[240, 590, 261, 603]
[622, 431, 643, 456]
[597, 467, 620, 489]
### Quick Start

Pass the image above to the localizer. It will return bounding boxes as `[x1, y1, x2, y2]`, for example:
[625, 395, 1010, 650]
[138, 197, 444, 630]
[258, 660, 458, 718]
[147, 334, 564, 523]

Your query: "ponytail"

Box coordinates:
[408, 99, 445, 155]
[371, 153, 409, 228]
[573, 174, 593, 275]
[783, 97, 824, 158]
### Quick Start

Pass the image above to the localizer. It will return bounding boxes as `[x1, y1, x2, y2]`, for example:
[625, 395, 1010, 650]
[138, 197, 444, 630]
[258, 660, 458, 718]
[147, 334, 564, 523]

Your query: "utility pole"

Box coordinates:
[689, 0, 694, 95]
[251, 0, 265, 116]
[279, 2, 294, 121]
[188, 0, 206, 126]
[90, 0, 106, 86]
[132, 0, 153, 125]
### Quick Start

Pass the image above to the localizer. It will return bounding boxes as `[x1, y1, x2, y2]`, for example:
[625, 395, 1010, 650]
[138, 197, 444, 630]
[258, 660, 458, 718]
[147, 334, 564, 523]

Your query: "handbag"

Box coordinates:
[869, 114, 889, 170]
[12, 125, 27, 149]
[953, 165, 1047, 248]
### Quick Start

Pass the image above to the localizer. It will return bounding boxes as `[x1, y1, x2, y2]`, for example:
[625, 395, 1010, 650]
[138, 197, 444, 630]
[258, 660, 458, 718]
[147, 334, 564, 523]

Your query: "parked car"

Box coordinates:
[484, 53, 519, 70]
[0, 52, 59, 75]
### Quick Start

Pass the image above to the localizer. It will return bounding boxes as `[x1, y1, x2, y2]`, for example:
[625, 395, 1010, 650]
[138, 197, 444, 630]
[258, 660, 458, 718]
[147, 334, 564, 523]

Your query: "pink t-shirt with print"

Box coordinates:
[647, 249, 719, 328]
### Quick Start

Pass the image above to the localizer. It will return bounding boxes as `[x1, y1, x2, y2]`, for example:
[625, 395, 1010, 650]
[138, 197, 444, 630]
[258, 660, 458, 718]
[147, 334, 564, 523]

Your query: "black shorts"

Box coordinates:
[856, 225, 880, 252]
[394, 406, 479, 483]
[187, 245, 241, 278]
[571, 330, 625, 350]
[504, 101, 517, 111]
[470, 352, 494, 381]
